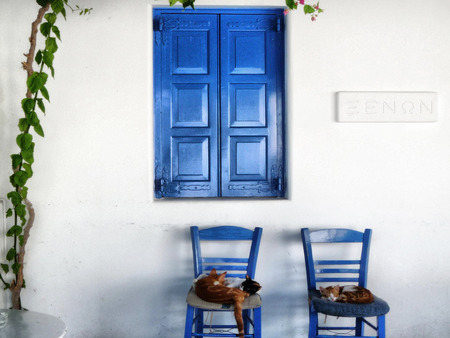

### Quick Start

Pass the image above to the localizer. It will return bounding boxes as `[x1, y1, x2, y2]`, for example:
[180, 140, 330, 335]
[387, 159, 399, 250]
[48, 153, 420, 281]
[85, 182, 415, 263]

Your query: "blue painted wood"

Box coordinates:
[186, 225, 263, 337]
[154, 8, 285, 199]
[220, 13, 284, 197]
[155, 13, 219, 198]
[301, 228, 387, 338]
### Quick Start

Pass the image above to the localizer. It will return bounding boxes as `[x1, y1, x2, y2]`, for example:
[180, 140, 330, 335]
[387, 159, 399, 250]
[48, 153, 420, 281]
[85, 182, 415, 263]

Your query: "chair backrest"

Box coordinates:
[301, 228, 372, 291]
[191, 226, 263, 279]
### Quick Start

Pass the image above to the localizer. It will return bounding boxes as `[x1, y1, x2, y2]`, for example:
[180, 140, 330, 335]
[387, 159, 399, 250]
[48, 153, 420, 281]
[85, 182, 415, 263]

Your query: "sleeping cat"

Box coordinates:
[320, 285, 374, 304]
[195, 269, 250, 338]
[241, 275, 261, 295]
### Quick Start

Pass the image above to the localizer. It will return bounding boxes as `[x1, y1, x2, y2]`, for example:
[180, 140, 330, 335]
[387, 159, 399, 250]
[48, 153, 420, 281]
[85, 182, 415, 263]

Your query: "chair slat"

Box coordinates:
[199, 226, 254, 240]
[315, 260, 361, 265]
[316, 268, 360, 274]
[309, 228, 364, 243]
[203, 258, 249, 263]
[203, 265, 248, 271]
[316, 277, 360, 283]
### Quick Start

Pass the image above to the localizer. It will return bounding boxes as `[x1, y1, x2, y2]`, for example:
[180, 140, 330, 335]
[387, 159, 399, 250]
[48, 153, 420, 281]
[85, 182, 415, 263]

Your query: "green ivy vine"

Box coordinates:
[1, 0, 91, 310]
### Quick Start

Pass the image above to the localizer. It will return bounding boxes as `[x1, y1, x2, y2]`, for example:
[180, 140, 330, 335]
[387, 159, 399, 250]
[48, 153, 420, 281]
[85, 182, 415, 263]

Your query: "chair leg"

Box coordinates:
[377, 315, 386, 338]
[356, 317, 364, 336]
[243, 309, 250, 334]
[308, 307, 318, 338]
[194, 308, 203, 334]
[184, 305, 194, 338]
[253, 307, 262, 338]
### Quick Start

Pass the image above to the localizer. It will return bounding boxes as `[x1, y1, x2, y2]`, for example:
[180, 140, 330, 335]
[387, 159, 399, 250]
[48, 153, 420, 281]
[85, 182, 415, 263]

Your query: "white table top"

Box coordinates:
[0, 309, 66, 338]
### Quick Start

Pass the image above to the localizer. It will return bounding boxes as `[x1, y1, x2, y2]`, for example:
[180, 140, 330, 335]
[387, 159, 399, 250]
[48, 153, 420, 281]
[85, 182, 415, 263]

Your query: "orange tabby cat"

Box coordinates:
[320, 285, 374, 304]
[195, 269, 250, 337]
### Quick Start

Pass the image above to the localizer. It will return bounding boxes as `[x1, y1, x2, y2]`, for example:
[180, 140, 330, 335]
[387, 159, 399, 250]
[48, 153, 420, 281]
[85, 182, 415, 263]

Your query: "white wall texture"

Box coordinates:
[1, 0, 450, 336]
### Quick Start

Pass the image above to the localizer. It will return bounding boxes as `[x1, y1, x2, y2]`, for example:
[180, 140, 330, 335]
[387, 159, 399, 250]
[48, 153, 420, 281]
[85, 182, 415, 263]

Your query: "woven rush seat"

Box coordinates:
[309, 290, 390, 318]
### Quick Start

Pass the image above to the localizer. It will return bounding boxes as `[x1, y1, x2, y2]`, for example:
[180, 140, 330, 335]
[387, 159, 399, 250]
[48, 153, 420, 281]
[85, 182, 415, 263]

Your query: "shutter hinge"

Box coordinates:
[276, 18, 281, 32]
[154, 177, 167, 198]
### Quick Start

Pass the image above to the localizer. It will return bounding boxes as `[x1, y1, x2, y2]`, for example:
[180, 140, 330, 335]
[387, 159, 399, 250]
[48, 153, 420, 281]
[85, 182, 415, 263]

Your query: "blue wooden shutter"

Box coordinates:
[220, 14, 285, 197]
[154, 10, 284, 198]
[154, 14, 219, 198]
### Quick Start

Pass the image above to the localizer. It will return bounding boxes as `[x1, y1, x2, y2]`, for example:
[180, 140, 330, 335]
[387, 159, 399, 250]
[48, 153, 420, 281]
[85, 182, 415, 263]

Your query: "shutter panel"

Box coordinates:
[220, 14, 285, 197]
[155, 14, 219, 198]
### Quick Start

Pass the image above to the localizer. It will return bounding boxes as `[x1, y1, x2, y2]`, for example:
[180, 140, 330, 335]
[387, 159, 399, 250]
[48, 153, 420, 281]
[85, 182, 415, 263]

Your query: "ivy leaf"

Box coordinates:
[19, 236, 25, 247]
[21, 186, 29, 199]
[36, 0, 50, 7]
[23, 163, 33, 178]
[304, 5, 316, 14]
[27, 72, 48, 93]
[40, 22, 52, 37]
[18, 118, 29, 132]
[35, 50, 43, 65]
[51, 0, 64, 15]
[6, 225, 22, 237]
[40, 85, 50, 101]
[12, 263, 21, 275]
[27, 111, 40, 127]
[44, 13, 57, 25]
[16, 133, 33, 150]
[6, 248, 16, 262]
[61, 7, 67, 20]
[7, 191, 22, 206]
[6, 208, 13, 218]
[43, 50, 54, 66]
[52, 26, 61, 41]
[11, 154, 22, 170]
[45, 37, 58, 53]
[13, 171, 29, 187]
[34, 124, 45, 137]
[22, 98, 35, 114]
[37, 98, 46, 114]
[15, 203, 27, 218]
[285, 0, 298, 10]
[22, 143, 35, 164]
[1, 264, 9, 274]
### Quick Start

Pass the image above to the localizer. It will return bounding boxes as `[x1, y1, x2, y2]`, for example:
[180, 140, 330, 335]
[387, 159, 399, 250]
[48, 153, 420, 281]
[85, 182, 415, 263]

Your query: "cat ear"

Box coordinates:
[319, 286, 325, 292]
[210, 268, 217, 276]
[246, 275, 250, 280]
[218, 272, 227, 283]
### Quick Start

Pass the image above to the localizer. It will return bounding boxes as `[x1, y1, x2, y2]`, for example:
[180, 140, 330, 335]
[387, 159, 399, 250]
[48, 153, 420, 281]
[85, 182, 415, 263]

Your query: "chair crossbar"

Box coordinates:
[361, 318, 377, 331]
[316, 277, 360, 283]
[315, 268, 360, 274]
[203, 258, 249, 263]
[318, 326, 355, 331]
[315, 260, 361, 265]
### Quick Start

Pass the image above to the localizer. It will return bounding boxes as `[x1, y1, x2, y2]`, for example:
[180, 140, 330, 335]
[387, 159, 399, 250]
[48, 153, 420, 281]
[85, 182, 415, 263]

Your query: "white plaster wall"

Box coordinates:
[1, 0, 450, 336]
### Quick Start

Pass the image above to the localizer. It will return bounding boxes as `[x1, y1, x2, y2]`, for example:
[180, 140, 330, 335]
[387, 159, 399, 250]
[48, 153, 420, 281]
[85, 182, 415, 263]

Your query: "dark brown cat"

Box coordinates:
[195, 269, 250, 338]
[320, 285, 374, 304]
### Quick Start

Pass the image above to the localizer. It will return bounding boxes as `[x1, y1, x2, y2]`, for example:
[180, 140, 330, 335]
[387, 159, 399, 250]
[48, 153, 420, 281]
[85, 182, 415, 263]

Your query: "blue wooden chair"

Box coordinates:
[184, 226, 263, 338]
[301, 228, 390, 338]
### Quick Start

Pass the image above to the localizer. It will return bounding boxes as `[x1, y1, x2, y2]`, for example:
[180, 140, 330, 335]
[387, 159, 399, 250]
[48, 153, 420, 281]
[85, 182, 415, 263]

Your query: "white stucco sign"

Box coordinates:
[337, 91, 438, 122]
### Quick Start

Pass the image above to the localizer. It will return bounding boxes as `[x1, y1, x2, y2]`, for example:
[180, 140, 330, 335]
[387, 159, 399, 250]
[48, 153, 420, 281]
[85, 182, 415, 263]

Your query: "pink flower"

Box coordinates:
[299, 0, 305, 4]
[311, 16, 316, 21]
[284, 8, 289, 15]
[314, 5, 320, 10]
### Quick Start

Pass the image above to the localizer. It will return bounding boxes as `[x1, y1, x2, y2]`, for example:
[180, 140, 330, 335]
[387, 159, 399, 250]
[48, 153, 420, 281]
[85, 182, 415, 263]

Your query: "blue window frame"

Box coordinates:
[153, 8, 285, 198]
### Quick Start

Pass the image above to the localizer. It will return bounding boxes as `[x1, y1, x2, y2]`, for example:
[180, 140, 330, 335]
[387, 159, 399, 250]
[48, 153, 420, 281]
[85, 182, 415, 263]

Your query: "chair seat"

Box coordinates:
[186, 287, 262, 310]
[309, 290, 390, 318]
